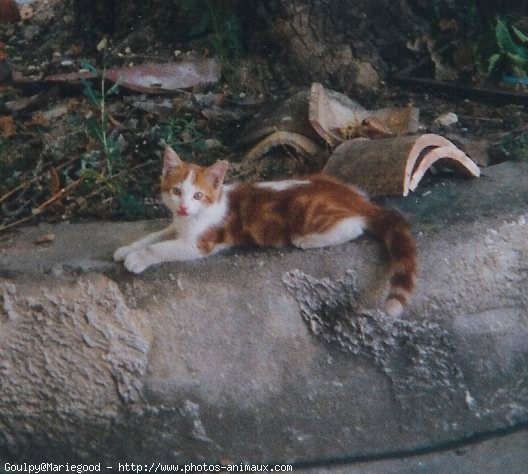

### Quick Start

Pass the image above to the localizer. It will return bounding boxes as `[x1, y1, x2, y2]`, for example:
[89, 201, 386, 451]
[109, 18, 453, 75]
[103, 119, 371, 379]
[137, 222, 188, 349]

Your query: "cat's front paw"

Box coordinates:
[114, 245, 133, 262]
[124, 249, 155, 274]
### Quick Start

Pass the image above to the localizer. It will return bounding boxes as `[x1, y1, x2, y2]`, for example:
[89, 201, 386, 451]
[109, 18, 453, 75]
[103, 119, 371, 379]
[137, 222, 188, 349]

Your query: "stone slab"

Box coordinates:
[0, 162, 527, 464]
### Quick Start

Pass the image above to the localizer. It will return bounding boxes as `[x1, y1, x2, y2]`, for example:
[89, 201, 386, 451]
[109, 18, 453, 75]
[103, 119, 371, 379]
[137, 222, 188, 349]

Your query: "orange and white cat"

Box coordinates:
[114, 146, 417, 317]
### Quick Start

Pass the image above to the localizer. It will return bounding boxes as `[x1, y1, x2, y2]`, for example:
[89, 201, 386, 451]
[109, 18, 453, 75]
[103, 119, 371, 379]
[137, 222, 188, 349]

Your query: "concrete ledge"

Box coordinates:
[0, 162, 527, 463]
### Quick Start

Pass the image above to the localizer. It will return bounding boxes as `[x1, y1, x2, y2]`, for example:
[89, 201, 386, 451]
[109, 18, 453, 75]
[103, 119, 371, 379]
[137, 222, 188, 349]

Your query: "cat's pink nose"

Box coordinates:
[177, 206, 189, 216]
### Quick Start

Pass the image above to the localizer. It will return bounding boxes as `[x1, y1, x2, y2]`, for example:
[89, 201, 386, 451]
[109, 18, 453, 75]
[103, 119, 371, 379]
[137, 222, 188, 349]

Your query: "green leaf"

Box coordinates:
[86, 118, 104, 143]
[512, 25, 528, 44]
[487, 53, 502, 75]
[512, 65, 528, 78]
[81, 79, 102, 106]
[80, 59, 99, 76]
[79, 168, 99, 182]
[106, 82, 120, 96]
[116, 191, 147, 219]
[506, 52, 528, 67]
[496, 18, 528, 60]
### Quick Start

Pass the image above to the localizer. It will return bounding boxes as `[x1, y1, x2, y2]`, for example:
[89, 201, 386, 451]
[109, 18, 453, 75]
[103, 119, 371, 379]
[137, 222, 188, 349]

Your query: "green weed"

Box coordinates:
[81, 60, 121, 176]
[491, 130, 528, 162]
[80, 61, 151, 219]
[160, 117, 207, 157]
[485, 18, 528, 77]
[115, 190, 149, 219]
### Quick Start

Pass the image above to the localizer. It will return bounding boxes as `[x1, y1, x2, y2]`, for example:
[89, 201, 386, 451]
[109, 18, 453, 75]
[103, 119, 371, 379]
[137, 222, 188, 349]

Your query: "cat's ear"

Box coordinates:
[163, 146, 182, 176]
[207, 160, 229, 188]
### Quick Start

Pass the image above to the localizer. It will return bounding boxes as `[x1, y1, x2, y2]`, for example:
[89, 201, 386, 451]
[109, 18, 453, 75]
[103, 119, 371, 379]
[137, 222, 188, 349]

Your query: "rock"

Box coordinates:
[33, 233, 55, 245]
[193, 92, 217, 108]
[19, 5, 33, 21]
[126, 118, 139, 130]
[96, 37, 108, 52]
[352, 60, 381, 90]
[21, 24, 40, 41]
[204, 138, 223, 150]
[116, 134, 126, 153]
[435, 112, 459, 127]
[129, 98, 173, 115]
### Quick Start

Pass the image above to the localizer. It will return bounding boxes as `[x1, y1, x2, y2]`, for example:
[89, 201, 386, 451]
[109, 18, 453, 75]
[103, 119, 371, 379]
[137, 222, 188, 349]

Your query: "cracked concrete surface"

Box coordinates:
[0, 162, 527, 466]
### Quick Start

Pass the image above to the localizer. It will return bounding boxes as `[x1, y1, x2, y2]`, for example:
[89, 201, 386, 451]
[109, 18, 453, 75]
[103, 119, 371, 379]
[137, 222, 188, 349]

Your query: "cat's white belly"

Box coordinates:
[293, 217, 366, 249]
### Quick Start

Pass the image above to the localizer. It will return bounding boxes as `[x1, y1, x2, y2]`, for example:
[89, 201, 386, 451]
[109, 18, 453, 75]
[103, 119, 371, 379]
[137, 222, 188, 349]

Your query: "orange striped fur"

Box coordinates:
[115, 146, 417, 317]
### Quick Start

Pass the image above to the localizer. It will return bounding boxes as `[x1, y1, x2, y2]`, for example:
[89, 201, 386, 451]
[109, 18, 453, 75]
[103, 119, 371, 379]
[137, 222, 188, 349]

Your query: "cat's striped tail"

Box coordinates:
[367, 208, 417, 317]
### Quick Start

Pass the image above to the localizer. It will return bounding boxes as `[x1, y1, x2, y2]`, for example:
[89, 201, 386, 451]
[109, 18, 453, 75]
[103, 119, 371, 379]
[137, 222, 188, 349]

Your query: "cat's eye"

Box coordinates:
[193, 191, 203, 200]
[172, 187, 181, 196]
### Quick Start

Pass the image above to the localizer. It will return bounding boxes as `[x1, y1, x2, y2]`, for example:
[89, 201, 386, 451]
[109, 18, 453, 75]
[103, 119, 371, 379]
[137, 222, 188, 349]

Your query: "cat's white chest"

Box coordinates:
[174, 193, 228, 242]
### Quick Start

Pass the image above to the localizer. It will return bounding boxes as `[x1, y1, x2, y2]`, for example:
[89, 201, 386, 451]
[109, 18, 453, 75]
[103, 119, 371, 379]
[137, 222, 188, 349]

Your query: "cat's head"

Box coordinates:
[160, 146, 229, 218]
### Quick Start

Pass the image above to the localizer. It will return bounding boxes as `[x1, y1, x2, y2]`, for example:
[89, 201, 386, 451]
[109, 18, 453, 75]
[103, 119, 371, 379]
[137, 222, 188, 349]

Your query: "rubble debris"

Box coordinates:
[204, 138, 223, 150]
[0, 0, 21, 23]
[193, 92, 224, 108]
[408, 145, 479, 194]
[5, 93, 42, 114]
[309, 83, 366, 145]
[324, 134, 480, 197]
[435, 112, 459, 127]
[0, 115, 15, 137]
[446, 135, 491, 167]
[309, 83, 419, 146]
[127, 97, 174, 115]
[33, 233, 55, 245]
[244, 131, 322, 163]
[201, 105, 248, 122]
[241, 83, 419, 158]
[393, 75, 528, 106]
[104, 59, 221, 94]
[19, 5, 33, 21]
[43, 70, 96, 85]
[352, 60, 381, 90]
[26, 102, 71, 127]
[5, 87, 59, 115]
[96, 37, 108, 52]
[43, 59, 221, 94]
[239, 91, 320, 147]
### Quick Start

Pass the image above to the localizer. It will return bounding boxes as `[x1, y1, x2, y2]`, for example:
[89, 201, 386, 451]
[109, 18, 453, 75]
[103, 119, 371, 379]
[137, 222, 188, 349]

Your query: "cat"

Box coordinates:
[114, 146, 417, 317]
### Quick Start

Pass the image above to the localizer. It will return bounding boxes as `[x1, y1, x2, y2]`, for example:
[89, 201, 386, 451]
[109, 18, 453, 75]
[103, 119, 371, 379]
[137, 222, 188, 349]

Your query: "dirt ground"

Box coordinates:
[1, 0, 528, 233]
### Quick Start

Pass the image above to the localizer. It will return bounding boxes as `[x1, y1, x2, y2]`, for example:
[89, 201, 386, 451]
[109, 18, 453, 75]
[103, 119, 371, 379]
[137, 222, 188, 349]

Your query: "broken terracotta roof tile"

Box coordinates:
[324, 134, 480, 197]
